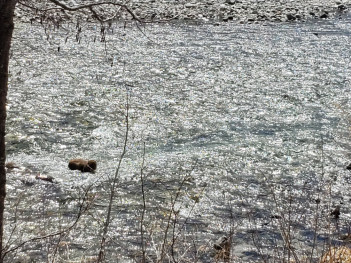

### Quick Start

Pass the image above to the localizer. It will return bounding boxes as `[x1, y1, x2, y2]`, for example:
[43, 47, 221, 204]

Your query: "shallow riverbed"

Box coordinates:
[5, 17, 351, 262]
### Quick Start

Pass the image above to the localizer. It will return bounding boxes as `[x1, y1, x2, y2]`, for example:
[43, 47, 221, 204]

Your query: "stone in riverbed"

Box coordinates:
[338, 4, 347, 11]
[213, 236, 231, 260]
[36, 174, 55, 183]
[5, 162, 20, 172]
[320, 12, 329, 19]
[213, 236, 229, 250]
[286, 13, 296, 20]
[330, 205, 341, 219]
[185, 3, 197, 8]
[6, 162, 55, 184]
[225, 0, 237, 5]
[68, 159, 97, 173]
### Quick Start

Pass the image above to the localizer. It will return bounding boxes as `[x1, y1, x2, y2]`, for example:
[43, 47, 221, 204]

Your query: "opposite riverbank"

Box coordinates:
[128, 0, 350, 23]
[14, 0, 350, 24]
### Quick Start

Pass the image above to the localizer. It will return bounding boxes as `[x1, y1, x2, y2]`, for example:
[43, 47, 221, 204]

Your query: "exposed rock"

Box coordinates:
[7, 162, 55, 185]
[68, 159, 97, 173]
[36, 174, 55, 183]
[320, 12, 329, 18]
[286, 13, 296, 20]
[5, 162, 20, 172]
[185, 3, 198, 8]
[213, 236, 229, 250]
[226, 0, 237, 5]
[271, 214, 282, 219]
[213, 236, 231, 260]
[338, 4, 347, 11]
[331, 205, 341, 219]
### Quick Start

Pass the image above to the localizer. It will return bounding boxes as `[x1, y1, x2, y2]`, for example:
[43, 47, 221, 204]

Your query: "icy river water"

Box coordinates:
[4, 17, 351, 262]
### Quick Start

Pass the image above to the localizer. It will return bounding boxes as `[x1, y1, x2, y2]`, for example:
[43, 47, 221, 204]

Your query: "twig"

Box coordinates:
[159, 174, 190, 263]
[46, 0, 142, 22]
[248, 212, 268, 263]
[97, 93, 129, 262]
[170, 186, 205, 262]
[140, 142, 147, 263]
[270, 187, 300, 263]
[18, 0, 178, 24]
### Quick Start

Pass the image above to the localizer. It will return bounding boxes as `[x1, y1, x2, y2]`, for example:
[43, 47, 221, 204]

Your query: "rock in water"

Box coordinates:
[338, 5, 347, 11]
[213, 236, 229, 250]
[68, 159, 97, 173]
[286, 13, 296, 21]
[320, 12, 329, 19]
[331, 205, 341, 219]
[213, 236, 231, 260]
[36, 174, 54, 183]
[226, 0, 237, 5]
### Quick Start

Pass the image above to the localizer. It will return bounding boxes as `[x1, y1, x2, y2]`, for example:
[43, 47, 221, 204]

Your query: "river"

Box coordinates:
[5, 17, 351, 262]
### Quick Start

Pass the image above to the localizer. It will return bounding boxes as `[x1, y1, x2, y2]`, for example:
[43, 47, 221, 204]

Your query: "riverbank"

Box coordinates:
[129, 0, 349, 23]
[14, 0, 350, 24]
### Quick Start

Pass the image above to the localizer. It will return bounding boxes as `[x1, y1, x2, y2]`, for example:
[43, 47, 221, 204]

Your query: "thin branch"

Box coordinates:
[18, 0, 177, 24]
[46, 0, 142, 22]
[159, 174, 190, 263]
[270, 187, 300, 263]
[97, 93, 129, 262]
[171, 185, 205, 251]
[140, 142, 147, 263]
[89, 6, 103, 23]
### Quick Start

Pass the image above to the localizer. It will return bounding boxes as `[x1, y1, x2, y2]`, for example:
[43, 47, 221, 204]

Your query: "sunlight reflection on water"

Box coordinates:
[5, 18, 351, 261]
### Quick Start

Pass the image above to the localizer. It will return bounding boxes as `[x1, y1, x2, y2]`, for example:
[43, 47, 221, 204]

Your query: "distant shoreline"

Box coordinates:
[14, 0, 350, 24]
[127, 0, 350, 23]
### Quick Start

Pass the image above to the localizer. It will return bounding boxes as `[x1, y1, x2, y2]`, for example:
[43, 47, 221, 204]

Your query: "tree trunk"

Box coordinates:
[0, 0, 17, 261]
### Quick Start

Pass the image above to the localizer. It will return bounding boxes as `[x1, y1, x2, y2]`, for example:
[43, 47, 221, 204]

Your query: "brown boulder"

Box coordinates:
[68, 159, 97, 173]
[36, 174, 54, 183]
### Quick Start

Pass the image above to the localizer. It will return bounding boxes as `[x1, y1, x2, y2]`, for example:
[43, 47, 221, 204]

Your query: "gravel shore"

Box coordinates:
[14, 0, 350, 24]
[129, 0, 350, 23]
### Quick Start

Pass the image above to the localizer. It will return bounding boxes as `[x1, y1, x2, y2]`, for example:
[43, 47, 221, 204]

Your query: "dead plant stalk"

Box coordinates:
[97, 94, 129, 262]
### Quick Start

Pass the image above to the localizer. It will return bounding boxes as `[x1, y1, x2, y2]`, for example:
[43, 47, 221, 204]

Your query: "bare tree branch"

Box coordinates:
[46, 0, 142, 22]
[18, 0, 177, 24]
